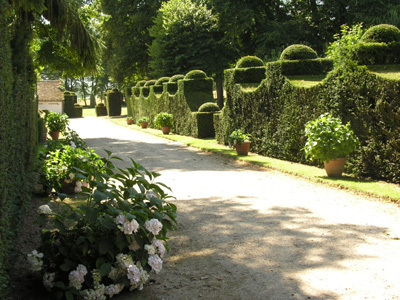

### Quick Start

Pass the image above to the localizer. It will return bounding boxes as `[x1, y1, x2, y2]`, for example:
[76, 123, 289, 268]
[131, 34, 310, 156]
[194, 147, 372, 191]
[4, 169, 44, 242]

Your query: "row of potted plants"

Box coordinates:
[127, 113, 175, 134]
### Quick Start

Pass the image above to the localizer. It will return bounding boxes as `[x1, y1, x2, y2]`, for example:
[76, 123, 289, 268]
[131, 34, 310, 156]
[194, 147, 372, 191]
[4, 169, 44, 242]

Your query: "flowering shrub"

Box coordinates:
[29, 150, 177, 299]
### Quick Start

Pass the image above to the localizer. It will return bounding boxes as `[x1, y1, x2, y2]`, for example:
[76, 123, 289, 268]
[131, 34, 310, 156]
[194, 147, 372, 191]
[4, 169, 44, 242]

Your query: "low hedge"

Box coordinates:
[270, 58, 333, 76]
[349, 42, 400, 65]
[106, 89, 122, 116]
[191, 112, 216, 138]
[225, 67, 266, 84]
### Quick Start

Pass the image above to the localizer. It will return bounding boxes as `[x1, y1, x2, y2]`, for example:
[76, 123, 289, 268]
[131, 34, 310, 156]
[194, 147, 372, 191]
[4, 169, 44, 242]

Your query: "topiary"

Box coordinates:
[280, 44, 318, 60]
[144, 80, 157, 86]
[169, 74, 185, 82]
[198, 102, 220, 112]
[136, 80, 146, 87]
[235, 56, 264, 68]
[156, 77, 170, 85]
[361, 24, 400, 43]
[185, 70, 207, 80]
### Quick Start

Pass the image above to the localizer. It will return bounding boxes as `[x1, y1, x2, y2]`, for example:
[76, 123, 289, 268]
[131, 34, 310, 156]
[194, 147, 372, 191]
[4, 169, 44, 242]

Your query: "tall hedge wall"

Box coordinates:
[128, 73, 216, 136]
[217, 63, 400, 184]
[0, 8, 37, 296]
[106, 89, 123, 116]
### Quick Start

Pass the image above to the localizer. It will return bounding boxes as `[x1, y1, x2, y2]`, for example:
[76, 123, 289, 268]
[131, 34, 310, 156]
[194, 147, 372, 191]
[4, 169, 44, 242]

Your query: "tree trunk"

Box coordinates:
[215, 73, 224, 109]
[80, 77, 87, 106]
[89, 76, 96, 107]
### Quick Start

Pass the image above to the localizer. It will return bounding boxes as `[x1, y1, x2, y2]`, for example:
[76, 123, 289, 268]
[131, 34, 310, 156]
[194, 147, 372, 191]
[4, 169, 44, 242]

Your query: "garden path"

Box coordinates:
[69, 117, 400, 300]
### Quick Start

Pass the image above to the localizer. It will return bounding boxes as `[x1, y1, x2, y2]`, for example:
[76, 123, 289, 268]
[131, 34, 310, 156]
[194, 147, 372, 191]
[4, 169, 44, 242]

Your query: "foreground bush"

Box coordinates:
[29, 150, 177, 299]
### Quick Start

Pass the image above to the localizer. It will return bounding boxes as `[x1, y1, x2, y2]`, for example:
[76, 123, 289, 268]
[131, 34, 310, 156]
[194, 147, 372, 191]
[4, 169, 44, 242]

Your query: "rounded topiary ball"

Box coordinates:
[156, 77, 170, 85]
[185, 70, 207, 80]
[144, 80, 157, 86]
[280, 44, 318, 60]
[361, 24, 400, 43]
[169, 74, 185, 82]
[235, 56, 264, 68]
[198, 102, 220, 112]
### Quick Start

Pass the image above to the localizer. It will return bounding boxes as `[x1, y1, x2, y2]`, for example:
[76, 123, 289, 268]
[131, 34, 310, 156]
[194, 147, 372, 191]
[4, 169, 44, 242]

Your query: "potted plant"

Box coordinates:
[126, 117, 133, 125]
[137, 116, 150, 129]
[154, 112, 174, 134]
[227, 129, 251, 155]
[46, 112, 69, 140]
[303, 113, 360, 177]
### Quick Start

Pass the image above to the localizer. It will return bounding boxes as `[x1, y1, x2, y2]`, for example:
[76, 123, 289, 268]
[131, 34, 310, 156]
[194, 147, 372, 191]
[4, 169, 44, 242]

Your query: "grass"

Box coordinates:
[286, 75, 326, 88]
[82, 106, 128, 117]
[367, 64, 400, 80]
[112, 118, 400, 203]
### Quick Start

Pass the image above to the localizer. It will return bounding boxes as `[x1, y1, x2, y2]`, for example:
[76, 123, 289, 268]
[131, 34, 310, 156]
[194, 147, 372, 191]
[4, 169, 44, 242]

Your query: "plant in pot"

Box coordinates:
[227, 129, 251, 155]
[303, 113, 360, 177]
[46, 112, 69, 140]
[154, 112, 174, 134]
[127, 116, 133, 125]
[137, 116, 150, 129]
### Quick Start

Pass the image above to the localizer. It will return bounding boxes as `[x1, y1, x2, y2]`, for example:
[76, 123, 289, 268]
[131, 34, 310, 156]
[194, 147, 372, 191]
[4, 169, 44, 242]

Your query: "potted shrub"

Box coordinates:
[127, 117, 133, 125]
[154, 112, 174, 134]
[227, 129, 251, 155]
[137, 116, 150, 129]
[46, 112, 69, 140]
[304, 113, 360, 177]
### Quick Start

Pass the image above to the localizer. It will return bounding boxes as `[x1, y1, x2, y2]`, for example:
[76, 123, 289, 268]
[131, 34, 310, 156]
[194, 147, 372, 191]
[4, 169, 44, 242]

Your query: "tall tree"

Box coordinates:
[101, 0, 164, 85]
[149, 0, 232, 106]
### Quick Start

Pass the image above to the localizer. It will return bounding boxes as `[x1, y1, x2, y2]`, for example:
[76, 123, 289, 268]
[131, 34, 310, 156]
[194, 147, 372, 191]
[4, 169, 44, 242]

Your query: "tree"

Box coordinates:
[149, 0, 232, 107]
[101, 0, 164, 85]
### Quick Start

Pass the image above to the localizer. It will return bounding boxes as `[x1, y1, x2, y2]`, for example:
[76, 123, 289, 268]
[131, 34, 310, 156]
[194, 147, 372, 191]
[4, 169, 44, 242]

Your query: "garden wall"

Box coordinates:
[217, 63, 400, 183]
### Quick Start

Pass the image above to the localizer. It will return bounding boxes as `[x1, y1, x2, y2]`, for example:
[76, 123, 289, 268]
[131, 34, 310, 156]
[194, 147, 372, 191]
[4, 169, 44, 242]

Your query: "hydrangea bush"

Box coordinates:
[29, 150, 177, 299]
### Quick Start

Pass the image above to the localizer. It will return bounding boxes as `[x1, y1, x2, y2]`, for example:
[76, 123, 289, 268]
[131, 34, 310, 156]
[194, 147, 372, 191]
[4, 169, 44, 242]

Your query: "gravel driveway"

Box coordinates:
[70, 117, 400, 300]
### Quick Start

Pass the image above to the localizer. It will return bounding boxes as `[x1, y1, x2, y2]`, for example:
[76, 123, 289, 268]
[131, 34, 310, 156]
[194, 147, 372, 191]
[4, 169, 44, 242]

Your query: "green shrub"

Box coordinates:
[179, 75, 214, 111]
[164, 82, 178, 94]
[95, 103, 107, 116]
[169, 74, 185, 82]
[349, 42, 400, 65]
[154, 112, 174, 128]
[46, 112, 69, 133]
[106, 89, 123, 116]
[198, 102, 220, 112]
[191, 112, 215, 138]
[156, 77, 170, 85]
[185, 70, 207, 80]
[64, 92, 78, 118]
[361, 24, 400, 43]
[271, 58, 333, 76]
[144, 80, 157, 86]
[136, 80, 146, 87]
[228, 67, 267, 84]
[235, 56, 264, 68]
[280, 44, 318, 60]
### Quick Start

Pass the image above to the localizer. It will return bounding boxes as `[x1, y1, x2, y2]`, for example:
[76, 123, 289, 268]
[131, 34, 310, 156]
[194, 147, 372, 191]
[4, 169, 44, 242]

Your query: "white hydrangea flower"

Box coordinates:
[152, 239, 166, 258]
[115, 214, 127, 225]
[104, 283, 124, 298]
[37, 205, 52, 215]
[148, 254, 163, 274]
[27, 250, 44, 272]
[144, 219, 163, 235]
[74, 181, 82, 193]
[91, 269, 101, 288]
[43, 272, 56, 290]
[128, 262, 149, 291]
[146, 190, 160, 200]
[70, 141, 76, 149]
[116, 253, 133, 269]
[122, 219, 139, 235]
[127, 264, 141, 284]
[82, 181, 89, 188]
[69, 264, 87, 290]
[80, 284, 106, 300]
[69, 173, 75, 180]
[144, 244, 156, 255]
[128, 237, 140, 251]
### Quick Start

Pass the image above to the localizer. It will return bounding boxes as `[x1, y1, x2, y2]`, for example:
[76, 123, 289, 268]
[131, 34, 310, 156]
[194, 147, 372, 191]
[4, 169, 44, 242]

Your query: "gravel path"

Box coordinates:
[70, 117, 400, 300]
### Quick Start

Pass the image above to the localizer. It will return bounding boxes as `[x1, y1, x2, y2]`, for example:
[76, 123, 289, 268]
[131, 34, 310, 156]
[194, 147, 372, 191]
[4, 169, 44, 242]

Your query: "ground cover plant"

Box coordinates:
[30, 131, 177, 299]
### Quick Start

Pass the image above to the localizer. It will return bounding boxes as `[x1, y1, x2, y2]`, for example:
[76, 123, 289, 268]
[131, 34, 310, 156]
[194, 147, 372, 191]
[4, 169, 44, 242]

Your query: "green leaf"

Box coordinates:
[99, 238, 113, 255]
[54, 219, 66, 234]
[65, 291, 74, 300]
[100, 263, 112, 277]
[93, 189, 108, 203]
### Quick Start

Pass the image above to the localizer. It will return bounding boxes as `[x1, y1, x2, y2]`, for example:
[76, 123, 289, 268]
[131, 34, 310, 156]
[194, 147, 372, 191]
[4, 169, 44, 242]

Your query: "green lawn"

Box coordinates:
[286, 75, 326, 88]
[112, 118, 400, 203]
[367, 64, 400, 81]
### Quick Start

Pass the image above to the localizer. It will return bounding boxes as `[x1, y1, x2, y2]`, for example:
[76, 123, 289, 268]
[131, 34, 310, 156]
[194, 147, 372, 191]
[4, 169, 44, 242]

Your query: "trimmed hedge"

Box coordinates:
[361, 24, 400, 43]
[280, 44, 318, 60]
[64, 92, 81, 118]
[227, 67, 267, 84]
[236, 56, 264, 68]
[271, 58, 333, 76]
[198, 102, 220, 112]
[169, 74, 185, 82]
[185, 70, 207, 80]
[217, 61, 400, 184]
[349, 42, 400, 65]
[106, 89, 123, 116]
[95, 103, 107, 116]
[191, 112, 216, 138]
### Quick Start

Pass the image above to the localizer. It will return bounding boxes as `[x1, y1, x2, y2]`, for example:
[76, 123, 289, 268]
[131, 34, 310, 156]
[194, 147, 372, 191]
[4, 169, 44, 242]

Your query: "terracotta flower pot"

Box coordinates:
[49, 131, 60, 140]
[161, 126, 171, 134]
[140, 122, 149, 129]
[324, 158, 347, 177]
[127, 119, 133, 125]
[235, 142, 251, 155]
